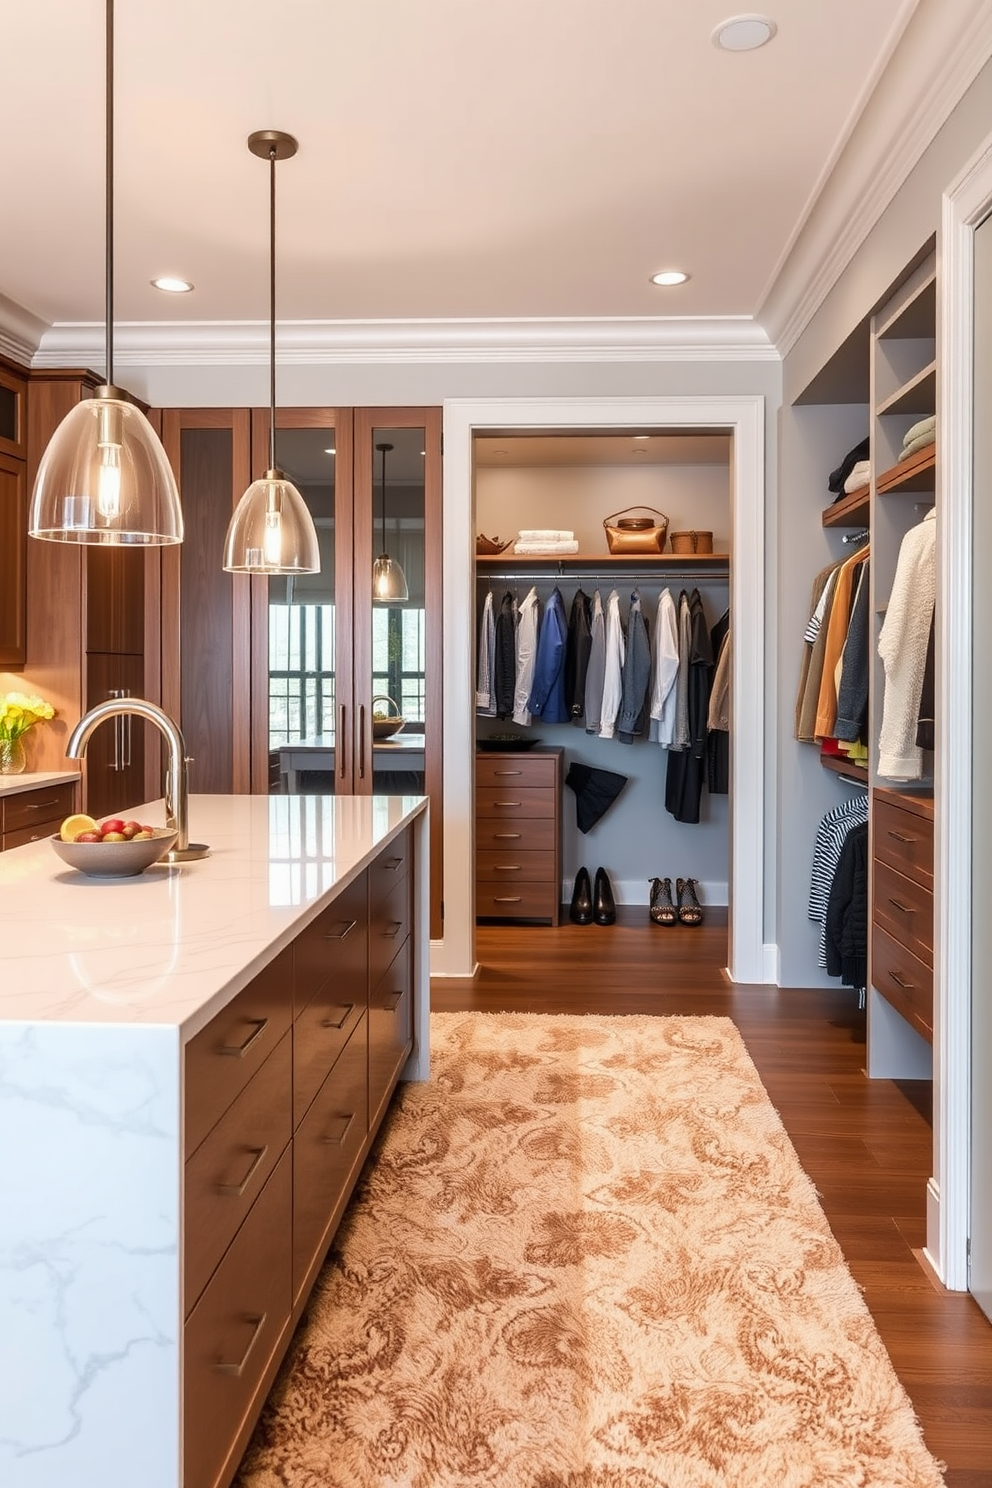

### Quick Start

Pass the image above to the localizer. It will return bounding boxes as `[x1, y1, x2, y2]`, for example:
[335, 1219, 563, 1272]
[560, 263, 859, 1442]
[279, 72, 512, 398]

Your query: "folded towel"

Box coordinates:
[843, 460, 871, 494]
[517, 529, 575, 542]
[900, 429, 936, 462]
[903, 414, 936, 448]
[513, 539, 580, 555]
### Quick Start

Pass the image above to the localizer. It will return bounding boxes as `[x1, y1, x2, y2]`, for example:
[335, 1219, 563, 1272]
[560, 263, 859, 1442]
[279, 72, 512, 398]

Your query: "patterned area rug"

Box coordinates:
[236, 1013, 944, 1488]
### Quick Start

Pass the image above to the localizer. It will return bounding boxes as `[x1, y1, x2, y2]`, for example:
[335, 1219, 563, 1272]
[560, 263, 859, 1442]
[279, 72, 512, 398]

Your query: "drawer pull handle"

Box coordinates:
[381, 856, 403, 872]
[494, 896, 522, 903]
[23, 797, 61, 812]
[382, 920, 403, 940]
[321, 1112, 356, 1146]
[214, 1312, 267, 1377]
[383, 992, 403, 1012]
[217, 1145, 269, 1198]
[494, 864, 522, 872]
[219, 1018, 268, 1058]
[493, 832, 521, 839]
[322, 919, 357, 941]
[887, 830, 917, 845]
[494, 800, 521, 807]
[493, 769, 522, 776]
[321, 1003, 355, 1030]
[889, 972, 915, 991]
[888, 897, 913, 915]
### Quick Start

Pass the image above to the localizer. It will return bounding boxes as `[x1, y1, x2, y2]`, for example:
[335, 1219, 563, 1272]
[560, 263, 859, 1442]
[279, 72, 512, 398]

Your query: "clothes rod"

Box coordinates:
[477, 569, 730, 582]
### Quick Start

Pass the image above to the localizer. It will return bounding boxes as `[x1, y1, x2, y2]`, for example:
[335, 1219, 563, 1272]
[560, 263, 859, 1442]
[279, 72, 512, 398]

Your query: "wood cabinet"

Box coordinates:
[871, 788, 934, 1041]
[475, 747, 562, 923]
[0, 359, 28, 668]
[0, 779, 77, 851]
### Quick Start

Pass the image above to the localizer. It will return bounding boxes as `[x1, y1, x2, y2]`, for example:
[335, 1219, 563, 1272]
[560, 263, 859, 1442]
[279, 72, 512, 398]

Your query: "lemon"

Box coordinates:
[59, 813, 99, 843]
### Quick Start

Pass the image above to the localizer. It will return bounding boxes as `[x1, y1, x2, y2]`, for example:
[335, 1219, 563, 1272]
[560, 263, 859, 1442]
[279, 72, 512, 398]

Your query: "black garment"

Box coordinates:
[565, 763, 629, 834]
[834, 559, 870, 742]
[916, 613, 935, 751]
[707, 608, 730, 795]
[824, 822, 868, 990]
[828, 436, 871, 499]
[665, 589, 714, 824]
[564, 588, 592, 722]
[493, 591, 516, 720]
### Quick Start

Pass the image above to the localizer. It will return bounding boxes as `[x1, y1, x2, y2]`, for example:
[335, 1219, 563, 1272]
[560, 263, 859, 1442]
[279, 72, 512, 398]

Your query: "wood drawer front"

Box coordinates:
[294, 871, 368, 1020]
[872, 924, 933, 1042]
[370, 938, 412, 1129]
[477, 786, 556, 821]
[2, 782, 76, 835]
[476, 816, 557, 853]
[293, 1012, 369, 1300]
[476, 753, 558, 788]
[184, 1148, 292, 1488]
[185, 1032, 292, 1316]
[185, 945, 293, 1157]
[476, 848, 556, 882]
[873, 797, 934, 889]
[369, 870, 412, 989]
[4, 823, 62, 851]
[369, 827, 411, 911]
[476, 881, 558, 921]
[294, 979, 365, 1129]
[873, 860, 933, 967]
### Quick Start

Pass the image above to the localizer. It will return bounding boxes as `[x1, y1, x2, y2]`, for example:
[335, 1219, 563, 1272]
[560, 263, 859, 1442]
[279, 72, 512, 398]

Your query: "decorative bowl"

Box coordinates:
[371, 694, 405, 740]
[50, 827, 179, 878]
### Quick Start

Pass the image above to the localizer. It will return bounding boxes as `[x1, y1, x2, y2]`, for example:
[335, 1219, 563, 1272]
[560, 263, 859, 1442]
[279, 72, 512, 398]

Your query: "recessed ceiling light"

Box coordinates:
[420, 450, 426, 456]
[633, 435, 650, 440]
[651, 270, 689, 287]
[712, 14, 777, 51]
[151, 275, 194, 293]
[323, 447, 335, 456]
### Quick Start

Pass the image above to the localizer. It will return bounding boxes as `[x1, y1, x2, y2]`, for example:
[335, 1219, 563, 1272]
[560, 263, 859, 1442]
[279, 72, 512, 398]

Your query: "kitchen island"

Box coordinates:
[0, 791, 429, 1488]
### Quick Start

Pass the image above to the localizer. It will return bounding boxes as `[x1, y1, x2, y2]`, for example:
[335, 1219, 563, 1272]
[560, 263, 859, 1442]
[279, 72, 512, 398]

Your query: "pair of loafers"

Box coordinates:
[649, 876, 703, 926]
[569, 866, 616, 925]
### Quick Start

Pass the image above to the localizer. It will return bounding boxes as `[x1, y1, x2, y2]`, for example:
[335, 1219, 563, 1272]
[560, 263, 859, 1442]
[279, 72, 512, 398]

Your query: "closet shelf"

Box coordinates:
[875, 360, 936, 418]
[820, 755, 868, 785]
[822, 487, 870, 529]
[876, 442, 935, 494]
[875, 270, 936, 341]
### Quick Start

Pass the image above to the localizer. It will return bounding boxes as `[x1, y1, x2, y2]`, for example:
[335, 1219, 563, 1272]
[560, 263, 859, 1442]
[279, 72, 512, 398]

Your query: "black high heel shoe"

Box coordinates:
[676, 877, 703, 926]
[593, 867, 617, 926]
[569, 866, 593, 924]
[649, 876, 677, 926]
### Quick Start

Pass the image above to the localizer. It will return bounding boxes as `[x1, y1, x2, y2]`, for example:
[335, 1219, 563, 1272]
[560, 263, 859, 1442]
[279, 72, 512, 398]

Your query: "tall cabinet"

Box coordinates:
[0, 359, 28, 670]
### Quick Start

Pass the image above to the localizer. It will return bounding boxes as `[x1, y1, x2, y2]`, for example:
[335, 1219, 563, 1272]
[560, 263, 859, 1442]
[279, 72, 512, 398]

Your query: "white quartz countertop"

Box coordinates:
[0, 792, 426, 1037]
[0, 769, 79, 796]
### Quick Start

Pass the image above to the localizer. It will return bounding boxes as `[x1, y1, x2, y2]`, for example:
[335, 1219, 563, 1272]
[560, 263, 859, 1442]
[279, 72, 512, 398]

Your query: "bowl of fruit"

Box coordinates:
[50, 814, 179, 878]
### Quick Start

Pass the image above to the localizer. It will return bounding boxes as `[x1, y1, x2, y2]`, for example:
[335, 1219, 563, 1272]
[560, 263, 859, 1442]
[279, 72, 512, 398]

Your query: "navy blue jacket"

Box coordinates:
[527, 588, 569, 723]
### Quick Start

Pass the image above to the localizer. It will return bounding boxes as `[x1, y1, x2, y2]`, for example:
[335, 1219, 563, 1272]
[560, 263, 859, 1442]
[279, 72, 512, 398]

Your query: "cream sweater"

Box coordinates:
[877, 509, 936, 779]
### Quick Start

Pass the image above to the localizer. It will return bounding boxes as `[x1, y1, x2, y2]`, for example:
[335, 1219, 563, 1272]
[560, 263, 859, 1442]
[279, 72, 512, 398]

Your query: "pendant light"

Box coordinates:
[223, 131, 319, 574]
[372, 442, 409, 603]
[29, 0, 183, 547]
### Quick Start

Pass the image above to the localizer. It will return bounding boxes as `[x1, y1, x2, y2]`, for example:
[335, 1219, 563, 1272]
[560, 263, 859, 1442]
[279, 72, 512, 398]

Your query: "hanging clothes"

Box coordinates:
[475, 589, 496, 716]
[511, 587, 540, 727]
[672, 590, 693, 751]
[795, 561, 838, 741]
[916, 613, 935, 752]
[527, 586, 569, 724]
[824, 821, 869, 991]
[808, 792, 869, 968]
[815, 547, 869, 740]
[833, 559, 870, 743]
[598, 589, 626, 740]
[564, 588, 592, 723]
[492, 590, 516, 720]
[616, 590, 651, 744]
[878, 508, 936, 779]
[584, 589, 607, 735]
[665, 589, 714, 824]
[648, 587, 679, 746]
[707, 610, 731, 795]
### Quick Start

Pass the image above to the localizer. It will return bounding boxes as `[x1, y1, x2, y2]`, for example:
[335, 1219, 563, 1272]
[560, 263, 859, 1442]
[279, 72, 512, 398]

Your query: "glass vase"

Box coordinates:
[0, 736, 27, 775]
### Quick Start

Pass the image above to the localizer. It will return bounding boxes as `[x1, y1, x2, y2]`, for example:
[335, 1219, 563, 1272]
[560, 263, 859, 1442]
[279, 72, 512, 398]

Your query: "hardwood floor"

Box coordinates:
[432, 914, 992, 1487]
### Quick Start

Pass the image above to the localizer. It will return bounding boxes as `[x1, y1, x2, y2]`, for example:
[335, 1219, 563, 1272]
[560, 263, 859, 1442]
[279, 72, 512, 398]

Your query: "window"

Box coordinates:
[268, 602, 336, 748]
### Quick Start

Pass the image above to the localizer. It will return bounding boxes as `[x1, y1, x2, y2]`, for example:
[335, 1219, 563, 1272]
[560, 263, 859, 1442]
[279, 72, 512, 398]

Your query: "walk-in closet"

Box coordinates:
[472, 430, 732, 963]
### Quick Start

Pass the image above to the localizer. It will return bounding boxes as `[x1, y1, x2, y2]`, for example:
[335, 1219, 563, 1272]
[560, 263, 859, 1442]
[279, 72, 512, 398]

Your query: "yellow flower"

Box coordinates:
[0, 691, 56, 742]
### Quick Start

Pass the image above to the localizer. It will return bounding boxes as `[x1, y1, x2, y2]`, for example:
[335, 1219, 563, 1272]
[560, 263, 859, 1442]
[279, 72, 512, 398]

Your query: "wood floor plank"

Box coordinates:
[432, 921, 992, 1480]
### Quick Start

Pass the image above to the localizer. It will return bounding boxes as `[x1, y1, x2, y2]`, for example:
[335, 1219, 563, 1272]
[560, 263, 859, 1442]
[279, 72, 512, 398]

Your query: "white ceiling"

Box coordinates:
[0, 0, 967, 350]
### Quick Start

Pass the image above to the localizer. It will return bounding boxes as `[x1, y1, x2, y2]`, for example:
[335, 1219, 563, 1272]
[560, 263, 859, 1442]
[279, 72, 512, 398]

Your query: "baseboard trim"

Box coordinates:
[763, 942, 781, 986]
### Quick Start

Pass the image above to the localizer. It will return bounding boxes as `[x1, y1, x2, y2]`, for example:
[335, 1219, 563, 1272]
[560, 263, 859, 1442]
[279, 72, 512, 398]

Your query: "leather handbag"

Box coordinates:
[603, 506, 669, 554]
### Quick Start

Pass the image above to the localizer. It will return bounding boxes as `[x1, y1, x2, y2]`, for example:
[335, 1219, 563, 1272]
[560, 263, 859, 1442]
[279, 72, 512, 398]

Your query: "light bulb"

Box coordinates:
[263, 492, 283, 566]
[97, 442, 122, 520]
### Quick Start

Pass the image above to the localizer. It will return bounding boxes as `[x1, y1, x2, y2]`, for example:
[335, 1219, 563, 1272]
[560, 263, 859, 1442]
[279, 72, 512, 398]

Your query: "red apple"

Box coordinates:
[140, 825, 156, 834]
[101, 819, 125, 836]
[132, 830, 154, 840]
[76, 831, 102, 843]
[101, 831, 127, 843]
[121, 821, 143, 840]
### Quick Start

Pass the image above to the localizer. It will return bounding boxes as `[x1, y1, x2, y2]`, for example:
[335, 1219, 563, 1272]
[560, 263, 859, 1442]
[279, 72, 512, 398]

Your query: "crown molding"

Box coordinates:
[0, 291, 46, 366]
[760, 0, 992, 357]
[30, 315, 778, 368]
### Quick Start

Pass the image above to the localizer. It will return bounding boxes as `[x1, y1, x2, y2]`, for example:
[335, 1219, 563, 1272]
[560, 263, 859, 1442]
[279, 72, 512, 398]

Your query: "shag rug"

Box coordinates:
[236, 1013, 944, 1488]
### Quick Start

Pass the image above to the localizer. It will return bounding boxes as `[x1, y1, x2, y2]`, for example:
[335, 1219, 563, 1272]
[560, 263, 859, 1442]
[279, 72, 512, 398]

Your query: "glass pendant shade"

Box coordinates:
[223, 469, 319, 573]
[372, 553, 409, 603]
[29, 388, 183, 545]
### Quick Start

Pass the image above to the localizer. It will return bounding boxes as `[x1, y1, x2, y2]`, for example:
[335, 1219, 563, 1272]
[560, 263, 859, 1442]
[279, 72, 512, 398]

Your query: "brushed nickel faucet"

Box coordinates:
[66, 698, 209, 862]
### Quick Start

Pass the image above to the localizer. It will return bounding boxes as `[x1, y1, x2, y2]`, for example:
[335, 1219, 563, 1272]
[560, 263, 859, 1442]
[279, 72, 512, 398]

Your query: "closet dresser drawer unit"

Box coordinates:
[1, 779, 77, 851]
[476, 747, 562, 924]
[870, 789, 933, 1041]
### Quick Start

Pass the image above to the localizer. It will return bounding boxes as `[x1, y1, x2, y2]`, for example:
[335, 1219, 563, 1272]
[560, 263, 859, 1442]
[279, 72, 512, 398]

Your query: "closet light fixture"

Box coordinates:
[372, 442, 409, 604]
[151, 275, 193, 293]
[29, 0, 183, 548]
[224, 131, 319, 574]
[651, 270, 689, 286]
[712, 14, 777, 51]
